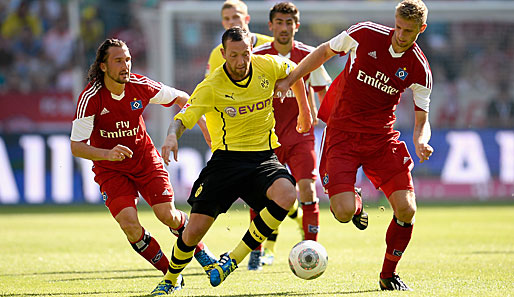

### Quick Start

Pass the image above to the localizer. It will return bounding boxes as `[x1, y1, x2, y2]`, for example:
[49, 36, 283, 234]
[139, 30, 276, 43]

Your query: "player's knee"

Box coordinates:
[299, 187, 315, 203]
[268, 179, 297, 210]
[330, 203, 354, 223]
[396, 204, 416, 223]
[274, 192, 297, 211]
[153, 203, 179, 227]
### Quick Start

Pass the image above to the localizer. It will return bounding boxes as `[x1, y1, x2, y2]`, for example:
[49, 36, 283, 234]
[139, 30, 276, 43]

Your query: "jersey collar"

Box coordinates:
[111, 91, 125, 101]
[223, 63, 253, 88]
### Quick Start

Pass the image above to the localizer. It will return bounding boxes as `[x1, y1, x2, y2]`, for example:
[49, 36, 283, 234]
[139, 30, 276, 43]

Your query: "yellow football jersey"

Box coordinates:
[205, 33, 273, 78]
[176, 54, 296, 152]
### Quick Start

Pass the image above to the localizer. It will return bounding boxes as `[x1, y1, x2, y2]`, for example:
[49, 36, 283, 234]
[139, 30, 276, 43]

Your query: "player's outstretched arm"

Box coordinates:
[162, 119, 187, 165]
[413, 110, 433, 163]
[291, 78, 312, 133]
[71, 141, 133, 161]
[275, 42, 336, 100]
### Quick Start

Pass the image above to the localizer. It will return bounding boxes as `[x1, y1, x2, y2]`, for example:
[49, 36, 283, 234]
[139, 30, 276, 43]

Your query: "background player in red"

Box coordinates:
[70, 38, 217, 276]
[275, 0, 434, 291]
[249, 1, 335, 270]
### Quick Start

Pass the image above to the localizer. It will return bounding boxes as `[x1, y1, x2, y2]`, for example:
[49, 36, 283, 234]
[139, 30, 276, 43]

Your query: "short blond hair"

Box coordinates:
[221, 0, 248, 15]
[396, 0, 428, 26]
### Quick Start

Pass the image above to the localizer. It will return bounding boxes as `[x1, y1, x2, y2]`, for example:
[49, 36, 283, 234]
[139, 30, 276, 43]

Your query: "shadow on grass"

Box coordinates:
[0, 268, 207, 279]
[129, 289, 381, 297]
[1, 289, 381, 297]
[52, 271, 206, 282]
[1, 291, 142, 297]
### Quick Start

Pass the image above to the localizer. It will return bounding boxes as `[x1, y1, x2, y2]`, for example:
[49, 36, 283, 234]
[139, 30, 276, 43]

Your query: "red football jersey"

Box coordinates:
[71, 73, 179, 173]
[253, 41, 331, 146]
[319, 21, 432, 134]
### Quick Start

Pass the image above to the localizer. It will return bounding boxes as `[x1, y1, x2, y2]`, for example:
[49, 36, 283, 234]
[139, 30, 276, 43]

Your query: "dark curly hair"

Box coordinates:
[269, 2, 299, 24]
[87, 38, 127, 84]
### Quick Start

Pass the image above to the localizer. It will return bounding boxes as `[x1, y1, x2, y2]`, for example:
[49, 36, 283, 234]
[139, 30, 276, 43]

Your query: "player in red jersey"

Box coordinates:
[275, 0, 434, 291]
[70, 38, 217, 276]
[248, 1, 334, 270]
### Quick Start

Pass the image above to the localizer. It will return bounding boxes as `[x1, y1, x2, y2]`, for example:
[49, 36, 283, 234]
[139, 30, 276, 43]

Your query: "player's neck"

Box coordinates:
[104, 77, 125, 96]
[273, 41, 293, 57]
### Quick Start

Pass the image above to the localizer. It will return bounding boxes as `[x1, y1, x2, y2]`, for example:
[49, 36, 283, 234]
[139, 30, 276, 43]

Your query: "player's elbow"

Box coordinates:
[70, 141, 82, 158]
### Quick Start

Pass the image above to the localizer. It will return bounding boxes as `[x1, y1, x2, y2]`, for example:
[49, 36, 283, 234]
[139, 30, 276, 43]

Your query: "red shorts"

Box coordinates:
[93, 154, 174, 217]
[274, 140, 317, 181]
[319, 128, 414, 197]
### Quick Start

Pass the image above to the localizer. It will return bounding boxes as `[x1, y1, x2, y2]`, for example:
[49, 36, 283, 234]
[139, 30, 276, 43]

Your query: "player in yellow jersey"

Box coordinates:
[151, 27, 311, 295]
[205, 0, 273, 77]
[205, 1, 304, 268]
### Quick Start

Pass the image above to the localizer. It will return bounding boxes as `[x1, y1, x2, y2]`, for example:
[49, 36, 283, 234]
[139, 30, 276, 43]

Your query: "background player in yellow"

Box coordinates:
[205, 0, 304, 259]
[204, 0, 273, 77]
[151, 27, 311, 295]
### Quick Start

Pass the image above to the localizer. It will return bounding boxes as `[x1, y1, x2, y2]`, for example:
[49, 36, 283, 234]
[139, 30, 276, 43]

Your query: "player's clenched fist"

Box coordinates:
[416, 143, 433, 163]
[296, 112, 312, 133]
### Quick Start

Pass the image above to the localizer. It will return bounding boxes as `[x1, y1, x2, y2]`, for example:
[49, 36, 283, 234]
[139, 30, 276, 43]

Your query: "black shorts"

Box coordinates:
[188, 150, 295, 218]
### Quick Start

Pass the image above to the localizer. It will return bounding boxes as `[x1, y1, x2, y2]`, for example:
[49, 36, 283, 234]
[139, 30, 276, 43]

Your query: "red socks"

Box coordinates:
[130, 228, 169, 274]
[302, 202, 320, 241]
[380, 216, 413, 279]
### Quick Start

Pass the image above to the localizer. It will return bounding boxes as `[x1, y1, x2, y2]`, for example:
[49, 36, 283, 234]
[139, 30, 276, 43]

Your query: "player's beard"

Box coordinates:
[227, 63, 249, 80]
[276, 32, 292, 45]
[106, 69, 130, 84]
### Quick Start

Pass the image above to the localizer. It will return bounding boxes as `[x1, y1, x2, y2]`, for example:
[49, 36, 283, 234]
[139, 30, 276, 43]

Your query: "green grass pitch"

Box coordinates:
[0, 201, 513, 297]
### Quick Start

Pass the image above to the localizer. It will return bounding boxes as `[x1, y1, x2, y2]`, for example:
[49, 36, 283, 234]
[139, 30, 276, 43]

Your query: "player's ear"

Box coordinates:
[268, 21, 272, 32]
[245, 14, 250, 25]
[221, 48, 226, 60]
[419, 23, 427, 34]
[100, 62, 107, 72]
[295, 22, 300, 31]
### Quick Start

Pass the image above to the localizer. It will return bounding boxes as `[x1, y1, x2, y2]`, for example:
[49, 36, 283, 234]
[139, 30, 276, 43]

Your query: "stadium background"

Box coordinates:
[0, 0, 513, 205]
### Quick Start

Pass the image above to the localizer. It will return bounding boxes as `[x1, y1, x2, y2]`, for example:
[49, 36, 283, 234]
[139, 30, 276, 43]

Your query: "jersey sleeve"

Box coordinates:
[149, 84, 185, 107]
[174, 83, 214, 129]
[409, 46, 433, 112]
[70, 83, 101, 142]
[71, 116, 94, 142]
[329, 29, 358, 55]
[410, 83, 431, 112]
[307, 65, 332, 90]
[269, 54, 297, 80]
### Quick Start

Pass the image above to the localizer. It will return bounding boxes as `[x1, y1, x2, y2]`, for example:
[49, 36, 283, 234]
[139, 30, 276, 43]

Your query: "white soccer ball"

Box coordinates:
[288, 240, 328, 280]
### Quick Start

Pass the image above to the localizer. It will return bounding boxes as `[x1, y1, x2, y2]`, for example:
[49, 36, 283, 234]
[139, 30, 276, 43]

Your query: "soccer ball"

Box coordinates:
[288, 240, 328, 280]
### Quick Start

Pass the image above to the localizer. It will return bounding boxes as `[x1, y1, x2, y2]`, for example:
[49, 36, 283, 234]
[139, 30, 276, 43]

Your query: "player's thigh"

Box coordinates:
[320, 134, 361, 197]
[286, 141, 317, 181]
[362, 140, 413, 191]
[137, 165, 174, 207]
[95, 172, 139, 218]
[242, 152, 296, 211]
[188, 154, 246, 218]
